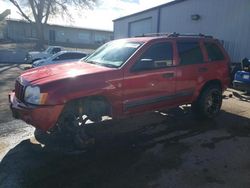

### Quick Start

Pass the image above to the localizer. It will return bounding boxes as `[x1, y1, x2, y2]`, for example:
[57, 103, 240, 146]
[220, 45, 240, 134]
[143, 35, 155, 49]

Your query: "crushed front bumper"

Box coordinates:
[9, 91, 64, 131]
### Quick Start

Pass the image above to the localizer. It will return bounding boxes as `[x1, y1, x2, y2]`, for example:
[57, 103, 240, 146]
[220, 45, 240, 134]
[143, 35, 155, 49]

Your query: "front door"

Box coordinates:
[123, 41, 176, 114]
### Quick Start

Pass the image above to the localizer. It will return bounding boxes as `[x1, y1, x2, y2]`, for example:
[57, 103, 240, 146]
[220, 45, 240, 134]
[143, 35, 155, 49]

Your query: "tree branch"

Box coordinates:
[28, 0, 38, 22]
[43, 0, 52, 24]
[9, 0, 33, 23]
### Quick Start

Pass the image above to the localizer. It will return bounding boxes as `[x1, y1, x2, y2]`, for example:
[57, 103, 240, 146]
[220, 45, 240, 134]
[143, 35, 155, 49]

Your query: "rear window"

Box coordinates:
[177, 41, 203, 65]
[205, 42, 225, 61]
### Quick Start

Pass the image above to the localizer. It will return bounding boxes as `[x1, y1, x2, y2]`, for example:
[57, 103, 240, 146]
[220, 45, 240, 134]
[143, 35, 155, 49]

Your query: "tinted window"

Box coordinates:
[52, 48, 61, 54]
[133, 42, 173, 71]
[71, 53, 86, 59]
[177, 42, 203, 65]
[56, 53, 73, 60]
[205, 43, 225, 61]
[55, 53, 86, 60]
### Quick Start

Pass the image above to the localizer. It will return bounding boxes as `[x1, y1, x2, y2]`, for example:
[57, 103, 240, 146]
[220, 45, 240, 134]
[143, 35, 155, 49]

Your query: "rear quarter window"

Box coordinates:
[205, 42, 225, 61]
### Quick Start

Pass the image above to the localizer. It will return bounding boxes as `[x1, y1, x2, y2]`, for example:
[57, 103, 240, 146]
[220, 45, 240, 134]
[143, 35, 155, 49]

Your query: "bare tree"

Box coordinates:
[9, 0, 97, 49]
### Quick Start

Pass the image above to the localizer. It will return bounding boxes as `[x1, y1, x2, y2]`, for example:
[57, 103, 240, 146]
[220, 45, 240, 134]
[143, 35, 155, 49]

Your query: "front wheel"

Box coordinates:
[192, 85, 222, 119]
[57, 97, 111, 149]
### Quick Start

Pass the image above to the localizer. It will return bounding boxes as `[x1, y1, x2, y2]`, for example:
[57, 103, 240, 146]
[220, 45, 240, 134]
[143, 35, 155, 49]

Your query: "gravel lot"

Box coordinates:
[0, 63, 249, 188]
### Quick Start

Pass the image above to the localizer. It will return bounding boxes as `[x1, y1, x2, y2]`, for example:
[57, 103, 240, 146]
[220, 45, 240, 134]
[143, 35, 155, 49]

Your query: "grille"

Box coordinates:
[15, 81, 25, 102]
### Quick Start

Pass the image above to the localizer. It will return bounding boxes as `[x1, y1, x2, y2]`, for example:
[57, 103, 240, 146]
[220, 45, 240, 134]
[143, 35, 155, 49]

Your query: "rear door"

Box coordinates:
[203, 41, 230, 88]
[175, 40, 206, 104]
[123, 41, 177, 114]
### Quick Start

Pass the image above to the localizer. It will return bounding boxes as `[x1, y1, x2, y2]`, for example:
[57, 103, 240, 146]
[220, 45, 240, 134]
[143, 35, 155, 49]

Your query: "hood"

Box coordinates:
[29, 51, 44, 55]
[29, 51, 49, 58]
[21, 61, 114, 85]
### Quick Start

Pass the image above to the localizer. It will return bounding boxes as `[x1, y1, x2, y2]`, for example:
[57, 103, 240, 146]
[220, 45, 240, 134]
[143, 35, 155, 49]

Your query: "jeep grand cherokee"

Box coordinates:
[9, 33, 231, 147]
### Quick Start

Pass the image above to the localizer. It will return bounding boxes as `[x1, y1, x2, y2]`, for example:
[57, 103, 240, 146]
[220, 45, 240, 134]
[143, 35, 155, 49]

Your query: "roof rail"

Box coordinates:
[135, 32, 213, 38]
[168, 32, 213, 38]
[136, 33, 173, 37]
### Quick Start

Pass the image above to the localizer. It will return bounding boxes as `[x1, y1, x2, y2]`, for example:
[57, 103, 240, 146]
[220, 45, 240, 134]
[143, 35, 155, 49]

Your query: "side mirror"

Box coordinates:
[132, 59, 154, 72]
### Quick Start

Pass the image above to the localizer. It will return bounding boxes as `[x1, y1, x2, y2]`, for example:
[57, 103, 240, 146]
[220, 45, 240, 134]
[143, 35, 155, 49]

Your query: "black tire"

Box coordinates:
[34, 128, 75, 153]
[192, 85, 222, 119]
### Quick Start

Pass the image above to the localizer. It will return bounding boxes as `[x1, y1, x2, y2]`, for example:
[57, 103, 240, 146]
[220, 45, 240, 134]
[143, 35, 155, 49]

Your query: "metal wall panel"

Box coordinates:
[129, 17, 152, 37]
[114, 9, 158, 39]
[114, 0, 250, 62]
[159, 0, 250, 62]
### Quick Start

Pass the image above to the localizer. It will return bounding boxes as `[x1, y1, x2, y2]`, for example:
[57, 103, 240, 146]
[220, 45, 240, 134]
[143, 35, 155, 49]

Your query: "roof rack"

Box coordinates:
[169, 32, 213, 38]
[136, 32, 213, 38]
[137, 33, 172, 37]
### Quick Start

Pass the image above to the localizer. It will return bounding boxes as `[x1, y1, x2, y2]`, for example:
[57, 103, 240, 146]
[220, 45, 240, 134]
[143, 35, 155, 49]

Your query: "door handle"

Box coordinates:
[162, 72, 174, 78]
[198, 67, 208, 72]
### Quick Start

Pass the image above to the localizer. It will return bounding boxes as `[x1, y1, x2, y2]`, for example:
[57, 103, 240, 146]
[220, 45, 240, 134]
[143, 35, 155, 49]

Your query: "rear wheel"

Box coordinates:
[192, 85, 222, 119]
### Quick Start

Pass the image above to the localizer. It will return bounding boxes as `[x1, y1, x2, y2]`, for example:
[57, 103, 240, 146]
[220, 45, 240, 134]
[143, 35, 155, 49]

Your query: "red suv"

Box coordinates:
[9, 33, 230, 145]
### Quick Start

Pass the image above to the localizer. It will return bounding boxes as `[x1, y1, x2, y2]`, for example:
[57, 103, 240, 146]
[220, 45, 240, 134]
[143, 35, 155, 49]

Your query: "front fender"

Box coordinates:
[43, 78, 115, 105]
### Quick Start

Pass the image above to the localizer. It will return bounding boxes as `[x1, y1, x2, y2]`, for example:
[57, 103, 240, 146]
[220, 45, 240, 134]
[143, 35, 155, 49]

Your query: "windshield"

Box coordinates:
[45, 47, 52, 53]
[85, 40, 143, 68]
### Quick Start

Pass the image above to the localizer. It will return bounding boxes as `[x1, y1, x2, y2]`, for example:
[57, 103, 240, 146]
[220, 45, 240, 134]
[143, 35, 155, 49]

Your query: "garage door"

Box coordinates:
[129, 18, 152, 37]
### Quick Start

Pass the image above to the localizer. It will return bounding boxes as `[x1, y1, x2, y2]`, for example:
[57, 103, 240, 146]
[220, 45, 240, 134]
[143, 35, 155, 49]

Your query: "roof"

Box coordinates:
[6, 18, 113, 33]
[113, 0, 188, 22]
[122, 33, 215, 43]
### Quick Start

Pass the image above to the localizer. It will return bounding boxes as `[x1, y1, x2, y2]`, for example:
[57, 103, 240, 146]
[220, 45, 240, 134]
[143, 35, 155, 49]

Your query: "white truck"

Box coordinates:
[25, 46, 62, 63]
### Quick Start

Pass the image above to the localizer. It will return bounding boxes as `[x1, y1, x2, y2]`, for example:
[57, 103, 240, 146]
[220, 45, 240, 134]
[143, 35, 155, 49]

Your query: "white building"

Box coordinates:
[4, 19, 113, 48]
[113, 0, 250, 62]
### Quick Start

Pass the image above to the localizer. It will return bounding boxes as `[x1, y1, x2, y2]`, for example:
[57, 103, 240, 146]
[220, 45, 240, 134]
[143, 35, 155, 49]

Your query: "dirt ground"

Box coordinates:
[0, 63, 249, 188]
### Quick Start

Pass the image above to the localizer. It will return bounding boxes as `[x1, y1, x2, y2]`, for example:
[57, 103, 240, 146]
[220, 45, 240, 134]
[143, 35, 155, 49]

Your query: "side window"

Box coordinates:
[56, 53, 86, 60]
[177, 42, 203, 65]
[132, 42, 173, 71]
[205, 42, 225, 61]
[51, 48, 61, 54]
[55, 53, 71, 60]
[71, 53, 87, 59]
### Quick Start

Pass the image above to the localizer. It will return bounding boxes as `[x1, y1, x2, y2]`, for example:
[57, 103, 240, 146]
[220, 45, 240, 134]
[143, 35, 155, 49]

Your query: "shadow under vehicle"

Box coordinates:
[1, 103, 250, 188]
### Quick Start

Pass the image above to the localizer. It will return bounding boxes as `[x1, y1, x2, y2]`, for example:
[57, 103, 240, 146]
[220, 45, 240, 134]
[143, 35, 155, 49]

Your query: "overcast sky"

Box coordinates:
[0, 0, 172, 31]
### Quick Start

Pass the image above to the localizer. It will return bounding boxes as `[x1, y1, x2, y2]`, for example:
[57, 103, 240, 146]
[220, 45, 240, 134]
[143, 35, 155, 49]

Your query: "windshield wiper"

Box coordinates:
[101, 63, 118, 68]
[85, 60, 98, 64]
[85, 60, 117, 68]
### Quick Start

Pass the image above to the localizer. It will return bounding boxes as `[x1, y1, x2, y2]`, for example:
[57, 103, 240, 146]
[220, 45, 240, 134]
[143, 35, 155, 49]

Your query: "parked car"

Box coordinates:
[233, 58, 250, 92]
[25, 46, 63, 64]
[32, 51, 87, 68]
[9, 33, 231, 148]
